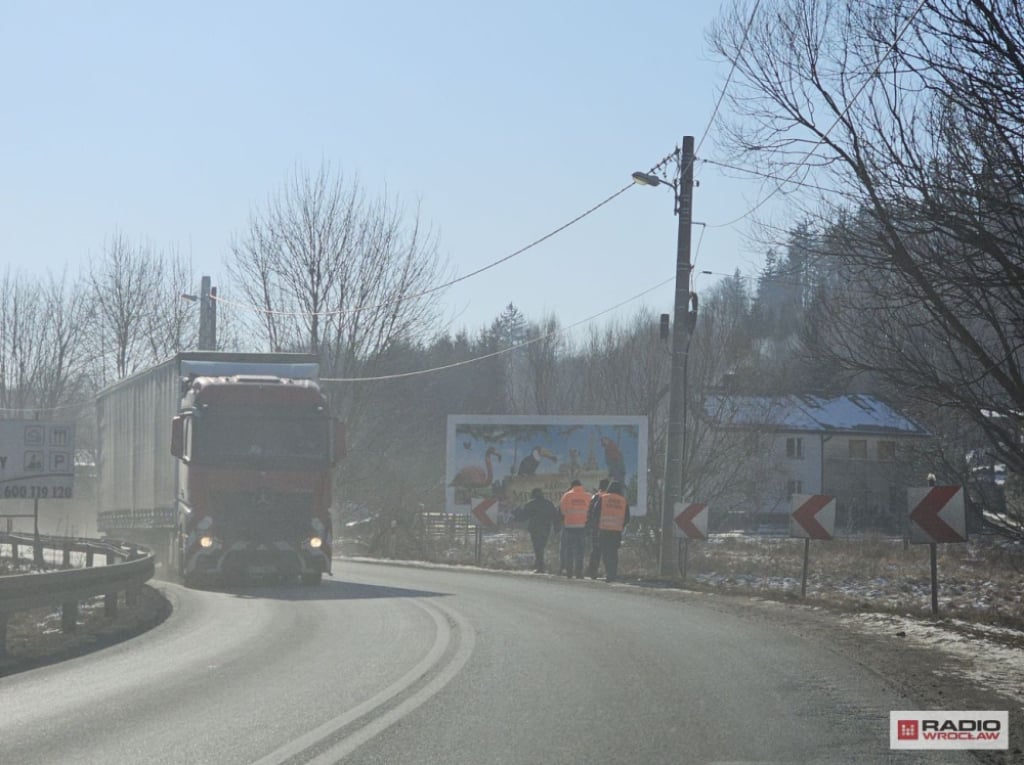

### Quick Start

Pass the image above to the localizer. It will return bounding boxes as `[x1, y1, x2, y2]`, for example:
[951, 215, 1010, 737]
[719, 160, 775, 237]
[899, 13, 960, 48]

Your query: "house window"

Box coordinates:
[849, 439, 868, 459]
[877, 440, 896, 460]
[786, 437, 803, 459]
[787, 479, 803, 495]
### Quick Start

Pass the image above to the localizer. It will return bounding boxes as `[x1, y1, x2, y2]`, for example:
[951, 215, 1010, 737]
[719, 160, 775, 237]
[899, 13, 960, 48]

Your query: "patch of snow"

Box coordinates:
[840, 612, 1024, 706]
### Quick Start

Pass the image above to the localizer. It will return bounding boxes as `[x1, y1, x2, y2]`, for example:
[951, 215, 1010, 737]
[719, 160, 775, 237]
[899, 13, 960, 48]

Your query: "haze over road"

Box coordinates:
[0, 562, 976, 764]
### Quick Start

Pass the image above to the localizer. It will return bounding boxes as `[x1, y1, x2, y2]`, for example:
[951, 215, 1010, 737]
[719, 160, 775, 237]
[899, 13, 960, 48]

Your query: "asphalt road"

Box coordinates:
[0, 561, 980, 764]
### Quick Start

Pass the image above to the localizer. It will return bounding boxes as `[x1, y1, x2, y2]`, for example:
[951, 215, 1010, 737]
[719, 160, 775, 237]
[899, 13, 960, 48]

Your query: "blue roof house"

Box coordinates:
[702, 394, 930, 533]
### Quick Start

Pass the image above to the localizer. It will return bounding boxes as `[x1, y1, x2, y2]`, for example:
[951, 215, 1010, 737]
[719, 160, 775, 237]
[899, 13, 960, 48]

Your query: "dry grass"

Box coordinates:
[406, 528, 1024, 631]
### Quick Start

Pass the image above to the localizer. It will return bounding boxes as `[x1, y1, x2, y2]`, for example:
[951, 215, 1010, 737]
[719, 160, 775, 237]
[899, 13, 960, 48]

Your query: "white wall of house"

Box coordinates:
[774, 431, 823, 497]
[744, 432, 910, 521]
[702, 395, 930, 531]
[823, 434, 900, 463]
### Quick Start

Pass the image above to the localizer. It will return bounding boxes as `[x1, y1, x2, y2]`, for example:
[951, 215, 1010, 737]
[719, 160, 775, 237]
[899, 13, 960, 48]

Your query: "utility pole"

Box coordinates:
[197, 275, 217, 351]
[660, 136, 695, 576]
[631, 137, 697, 576]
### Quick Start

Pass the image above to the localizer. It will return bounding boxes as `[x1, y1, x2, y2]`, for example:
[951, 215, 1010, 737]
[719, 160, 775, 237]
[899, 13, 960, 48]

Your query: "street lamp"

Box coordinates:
[631, 171, 664, 187]
[633, 136, 696, 576]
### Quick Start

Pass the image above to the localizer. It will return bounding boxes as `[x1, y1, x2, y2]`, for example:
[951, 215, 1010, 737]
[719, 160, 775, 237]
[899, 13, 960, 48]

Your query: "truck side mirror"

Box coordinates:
[333, 419, 347, 465]
[171, 415, 185, 458]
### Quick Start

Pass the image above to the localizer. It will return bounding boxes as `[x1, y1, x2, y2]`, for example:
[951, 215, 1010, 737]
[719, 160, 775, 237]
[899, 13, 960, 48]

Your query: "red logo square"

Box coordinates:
[897, 720, 919, 740]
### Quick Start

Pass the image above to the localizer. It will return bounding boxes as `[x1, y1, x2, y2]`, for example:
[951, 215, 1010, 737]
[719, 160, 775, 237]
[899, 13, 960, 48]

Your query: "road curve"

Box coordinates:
[0, 561, 975, 764]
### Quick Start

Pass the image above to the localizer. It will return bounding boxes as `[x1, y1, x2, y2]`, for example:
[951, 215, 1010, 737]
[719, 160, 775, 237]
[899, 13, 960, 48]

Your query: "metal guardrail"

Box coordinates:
[97, 507, 177, 531]
[0, 533, 155, 656]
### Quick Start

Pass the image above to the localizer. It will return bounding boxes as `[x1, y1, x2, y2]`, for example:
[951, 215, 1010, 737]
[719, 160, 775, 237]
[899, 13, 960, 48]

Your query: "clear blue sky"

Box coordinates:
[2, 1, 777, 336]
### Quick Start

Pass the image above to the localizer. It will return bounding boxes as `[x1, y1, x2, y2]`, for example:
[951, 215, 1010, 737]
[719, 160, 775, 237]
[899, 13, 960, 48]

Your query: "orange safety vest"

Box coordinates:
[599, 493, 628, 532]
[559, 487, 590, 528]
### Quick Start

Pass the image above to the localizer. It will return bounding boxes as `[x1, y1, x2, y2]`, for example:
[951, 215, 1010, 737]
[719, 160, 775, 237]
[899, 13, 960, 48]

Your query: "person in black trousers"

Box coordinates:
[522, 488, 559, 573]
[593, 480, 630, 582]
[585, 478, 609, 578]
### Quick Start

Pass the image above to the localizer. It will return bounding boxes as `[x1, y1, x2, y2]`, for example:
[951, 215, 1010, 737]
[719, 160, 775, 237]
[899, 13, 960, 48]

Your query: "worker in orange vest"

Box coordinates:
[585, 478, 609, 578]
[559, 479, 590, 578]
[593, 480, 630, 582]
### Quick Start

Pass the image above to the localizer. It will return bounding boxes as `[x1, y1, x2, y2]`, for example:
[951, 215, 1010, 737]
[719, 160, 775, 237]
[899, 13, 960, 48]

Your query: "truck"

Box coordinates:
[96, 352, 344, 586]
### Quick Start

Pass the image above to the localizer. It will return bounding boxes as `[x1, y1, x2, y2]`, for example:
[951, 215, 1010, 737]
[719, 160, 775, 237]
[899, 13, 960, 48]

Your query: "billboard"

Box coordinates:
[445, 415, 648, 517]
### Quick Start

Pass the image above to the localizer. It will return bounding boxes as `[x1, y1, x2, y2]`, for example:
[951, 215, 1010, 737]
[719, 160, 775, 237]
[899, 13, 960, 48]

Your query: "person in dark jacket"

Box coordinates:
[522, 487, 559, 572]
[593, 480, 630, 582]
[585, 478, 609, 578]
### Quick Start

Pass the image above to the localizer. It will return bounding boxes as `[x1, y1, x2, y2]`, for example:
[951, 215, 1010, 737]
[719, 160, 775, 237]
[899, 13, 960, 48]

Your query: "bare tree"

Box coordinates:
[0, 269, 92, 415]
[507, 314, 568, 415]
[709, 0, 1024, 532]
[87, 232, 167, 382]
[142, 246, 197, 361]
[227, 163, 450, 514]
[226, 163, 448, 371]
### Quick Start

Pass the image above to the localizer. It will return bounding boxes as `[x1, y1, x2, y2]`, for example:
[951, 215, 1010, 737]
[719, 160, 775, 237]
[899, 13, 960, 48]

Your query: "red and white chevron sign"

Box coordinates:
[673, 502, 708, 540]
[908, 485, 966, 544]
[789, 494, 836, 541]
[471, 497, 499, 528]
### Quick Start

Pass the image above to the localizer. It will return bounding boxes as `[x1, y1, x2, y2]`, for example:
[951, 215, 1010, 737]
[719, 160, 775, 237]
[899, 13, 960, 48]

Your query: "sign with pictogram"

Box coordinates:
[471, 496, 499, 528]
[908, 485, 965, 544]
[673, 502, 708, 539]
[0, 420, 76, 499]
[789, 494, 835, 540]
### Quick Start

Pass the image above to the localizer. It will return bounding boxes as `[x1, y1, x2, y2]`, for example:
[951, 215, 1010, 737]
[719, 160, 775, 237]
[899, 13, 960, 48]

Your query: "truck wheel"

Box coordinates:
[301, 571, 322, 586]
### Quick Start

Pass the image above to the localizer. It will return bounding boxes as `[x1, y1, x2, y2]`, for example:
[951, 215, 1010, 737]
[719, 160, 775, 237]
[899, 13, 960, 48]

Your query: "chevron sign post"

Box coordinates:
[790, 494, 835, 598]
[908, 484, 966, 615]
[673, 502, 708, 540]
[672, 501, 708, 582]
[471, 497, 499, 528]
[470, 497, 500, 566]
[908, 485, 966, 545]
[790, 494, 836, 541]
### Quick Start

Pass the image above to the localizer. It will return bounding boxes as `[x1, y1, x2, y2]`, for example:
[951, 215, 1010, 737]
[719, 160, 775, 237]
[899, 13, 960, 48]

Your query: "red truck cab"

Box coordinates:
[171, 373, 344, 586]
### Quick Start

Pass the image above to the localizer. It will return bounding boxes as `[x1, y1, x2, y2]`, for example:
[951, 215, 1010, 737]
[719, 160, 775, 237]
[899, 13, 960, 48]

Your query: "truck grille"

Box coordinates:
[210, 490, 314, 543]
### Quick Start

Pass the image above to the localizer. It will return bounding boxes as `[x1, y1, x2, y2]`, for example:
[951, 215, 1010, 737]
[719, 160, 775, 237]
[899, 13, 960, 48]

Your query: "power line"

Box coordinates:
[635, 0, 762, 299]
[0, 273, 672, 408]
[695, 0, 763, 158]
[700, 157, 855, 199]
[705, 0, 930, 230]
[212, 183, 635, 319]
[321, 275, 675, 383]
[697, 268, 905, 298]
[2, 274, 675, 406]
[645, 0, 763, 185]
[689, 223, 707, 288]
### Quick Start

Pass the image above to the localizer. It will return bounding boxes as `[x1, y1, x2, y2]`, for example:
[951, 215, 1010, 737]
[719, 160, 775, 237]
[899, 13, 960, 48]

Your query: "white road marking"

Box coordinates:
[251, 597, 475, 765]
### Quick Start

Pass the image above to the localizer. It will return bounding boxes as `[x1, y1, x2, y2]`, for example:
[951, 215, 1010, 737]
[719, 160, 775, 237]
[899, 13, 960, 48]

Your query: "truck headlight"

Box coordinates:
[308, 536, 323, 549]
[199, 535, 215, 549]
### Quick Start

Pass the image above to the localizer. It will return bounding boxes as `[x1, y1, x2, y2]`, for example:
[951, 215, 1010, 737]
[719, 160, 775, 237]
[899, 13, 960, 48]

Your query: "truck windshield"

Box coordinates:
[192, 413, 329, 469]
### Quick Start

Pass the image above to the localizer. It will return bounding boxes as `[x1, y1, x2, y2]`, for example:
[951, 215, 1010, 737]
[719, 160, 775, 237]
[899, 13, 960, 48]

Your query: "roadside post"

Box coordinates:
[673, 501, 708, 582]
[908, 479, 966, 615]
[470, 497, 499, 566]
[789, 494, 836, 597]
